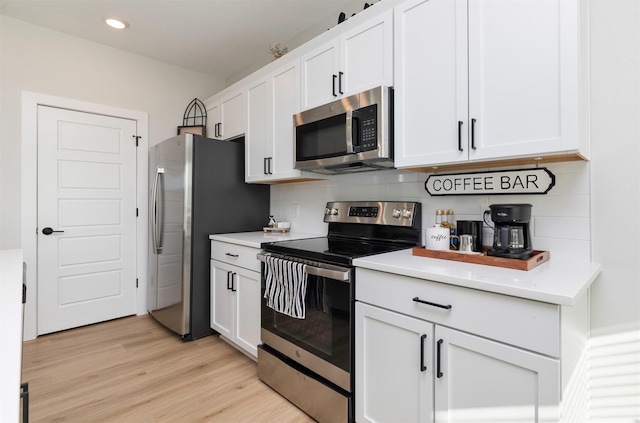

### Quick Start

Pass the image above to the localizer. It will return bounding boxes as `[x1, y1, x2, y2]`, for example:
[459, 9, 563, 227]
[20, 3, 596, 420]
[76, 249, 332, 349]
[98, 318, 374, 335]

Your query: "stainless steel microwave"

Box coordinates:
[293, 86, 394, 174]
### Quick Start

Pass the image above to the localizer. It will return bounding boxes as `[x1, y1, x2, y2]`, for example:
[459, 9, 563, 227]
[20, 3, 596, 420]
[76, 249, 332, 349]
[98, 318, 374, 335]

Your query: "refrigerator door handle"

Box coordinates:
[152, 167, 165, 253]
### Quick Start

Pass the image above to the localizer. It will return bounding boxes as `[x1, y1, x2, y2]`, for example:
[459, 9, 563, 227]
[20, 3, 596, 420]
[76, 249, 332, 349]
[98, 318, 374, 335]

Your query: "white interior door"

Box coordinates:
[37, 105, 137, 335]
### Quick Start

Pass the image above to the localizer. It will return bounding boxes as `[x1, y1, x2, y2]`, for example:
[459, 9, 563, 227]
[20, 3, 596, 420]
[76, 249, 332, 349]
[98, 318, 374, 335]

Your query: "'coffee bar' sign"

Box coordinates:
[424, 168, 556, 196]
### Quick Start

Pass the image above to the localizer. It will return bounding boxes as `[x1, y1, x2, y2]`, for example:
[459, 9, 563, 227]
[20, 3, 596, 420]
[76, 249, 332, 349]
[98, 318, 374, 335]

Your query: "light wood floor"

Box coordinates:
[21, 315, 315, 422]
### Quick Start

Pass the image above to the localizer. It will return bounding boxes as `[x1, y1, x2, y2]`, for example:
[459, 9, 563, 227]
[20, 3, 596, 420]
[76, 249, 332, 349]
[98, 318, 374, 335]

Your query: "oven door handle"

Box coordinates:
[257, 253, 351, 282]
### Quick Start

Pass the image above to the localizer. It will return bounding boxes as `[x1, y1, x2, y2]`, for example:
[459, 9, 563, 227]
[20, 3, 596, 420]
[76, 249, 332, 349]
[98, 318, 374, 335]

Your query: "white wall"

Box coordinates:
[589, 0, 640, 337]
[0, 16, 225, 249]
[588, 4, 640, 419]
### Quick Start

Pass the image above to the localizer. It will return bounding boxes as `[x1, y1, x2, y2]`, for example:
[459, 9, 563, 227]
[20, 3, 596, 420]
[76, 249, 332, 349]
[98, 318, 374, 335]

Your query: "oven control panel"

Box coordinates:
[324, 201, 420, 227]
[348, 206, 379, 218]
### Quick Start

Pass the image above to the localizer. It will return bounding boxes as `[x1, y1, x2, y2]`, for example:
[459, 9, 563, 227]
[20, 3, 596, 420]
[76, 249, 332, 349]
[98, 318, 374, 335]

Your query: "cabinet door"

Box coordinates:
[341, 9, 394, 97]
[233, 266, 261, 358]
[467, 0, 579, 160]
[246, 60, 305, 183]
[210, 260, 234, 339]
[394, 0, 468, 168]
[220, 91, 244, 140]
[270, 60, 302, 180]
[245, 78, 270, 182]
[434, 326, 559, 423]
[356, 302, 434, 423]
[300, 40, 339, 110]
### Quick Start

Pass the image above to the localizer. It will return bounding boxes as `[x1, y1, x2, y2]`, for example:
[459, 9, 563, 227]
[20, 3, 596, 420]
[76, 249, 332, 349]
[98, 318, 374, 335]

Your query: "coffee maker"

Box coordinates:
[486, 204, 534, 260]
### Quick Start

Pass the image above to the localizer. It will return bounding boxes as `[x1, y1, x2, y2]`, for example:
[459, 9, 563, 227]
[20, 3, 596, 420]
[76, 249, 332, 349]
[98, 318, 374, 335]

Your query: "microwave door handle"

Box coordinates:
[351, 110, 361, 153]
[345, 110, 359, 154]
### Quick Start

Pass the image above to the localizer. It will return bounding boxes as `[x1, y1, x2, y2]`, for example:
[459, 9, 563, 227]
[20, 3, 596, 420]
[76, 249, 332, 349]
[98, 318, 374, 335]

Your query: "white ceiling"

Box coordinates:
[0, 0, 365, 80]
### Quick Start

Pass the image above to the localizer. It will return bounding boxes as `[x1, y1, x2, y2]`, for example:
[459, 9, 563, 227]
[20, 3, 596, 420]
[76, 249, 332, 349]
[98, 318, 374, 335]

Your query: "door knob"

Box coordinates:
[42, 227, 64, 235]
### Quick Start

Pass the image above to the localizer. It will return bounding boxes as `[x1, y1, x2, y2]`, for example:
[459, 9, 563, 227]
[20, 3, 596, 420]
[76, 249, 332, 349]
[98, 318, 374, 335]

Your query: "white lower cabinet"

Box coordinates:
[356, 268, 587, 423]
[210, 241, 261, 359]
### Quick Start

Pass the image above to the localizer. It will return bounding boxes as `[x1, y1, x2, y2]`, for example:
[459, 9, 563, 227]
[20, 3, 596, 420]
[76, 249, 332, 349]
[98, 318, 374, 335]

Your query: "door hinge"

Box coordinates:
[136, 278, 139, 288]
[133, 135, 142, 146]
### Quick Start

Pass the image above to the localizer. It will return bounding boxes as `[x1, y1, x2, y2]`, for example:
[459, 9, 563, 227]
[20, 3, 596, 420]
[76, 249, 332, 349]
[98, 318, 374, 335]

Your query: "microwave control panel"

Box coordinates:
[358, 105, 377, 151]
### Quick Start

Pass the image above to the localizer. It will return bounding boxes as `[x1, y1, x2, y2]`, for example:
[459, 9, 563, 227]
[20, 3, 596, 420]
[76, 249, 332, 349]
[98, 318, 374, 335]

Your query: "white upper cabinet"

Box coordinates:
[394, 0, 585, 169]
[206, 88, 244, 140]
[394, 0, 468, 168]
[245, 58, 308, 183]
[467, 0, 580, 161]
[301, 9, 394, 110]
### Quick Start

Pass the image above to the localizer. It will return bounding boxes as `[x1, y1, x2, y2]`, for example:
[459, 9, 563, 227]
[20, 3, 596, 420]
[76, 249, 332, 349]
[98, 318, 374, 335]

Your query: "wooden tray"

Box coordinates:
[412, 247, 550, 271]
[263, 227, 290, 233]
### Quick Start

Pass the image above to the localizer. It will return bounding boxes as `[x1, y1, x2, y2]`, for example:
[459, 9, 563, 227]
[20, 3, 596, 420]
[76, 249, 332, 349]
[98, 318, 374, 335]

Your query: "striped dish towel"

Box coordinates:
[263, 256, 308, 319]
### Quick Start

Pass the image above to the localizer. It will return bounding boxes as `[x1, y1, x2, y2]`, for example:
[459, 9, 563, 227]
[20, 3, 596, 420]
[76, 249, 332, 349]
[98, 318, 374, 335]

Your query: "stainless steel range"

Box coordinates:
[257, 201, 422, 423]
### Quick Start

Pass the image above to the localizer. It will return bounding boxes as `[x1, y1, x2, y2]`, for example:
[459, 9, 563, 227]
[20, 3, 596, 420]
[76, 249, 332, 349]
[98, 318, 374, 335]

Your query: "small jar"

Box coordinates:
[441, 209, 450, 228]
[435, 209, 443, 227]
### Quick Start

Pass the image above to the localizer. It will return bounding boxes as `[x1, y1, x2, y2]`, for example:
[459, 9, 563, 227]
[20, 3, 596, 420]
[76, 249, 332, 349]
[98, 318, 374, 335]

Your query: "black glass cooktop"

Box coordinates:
[261, 236, 412, 267]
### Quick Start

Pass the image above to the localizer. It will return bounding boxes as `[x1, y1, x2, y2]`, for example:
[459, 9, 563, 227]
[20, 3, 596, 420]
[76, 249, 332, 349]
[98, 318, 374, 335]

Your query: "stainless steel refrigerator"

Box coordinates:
[148, 133, 269, 340]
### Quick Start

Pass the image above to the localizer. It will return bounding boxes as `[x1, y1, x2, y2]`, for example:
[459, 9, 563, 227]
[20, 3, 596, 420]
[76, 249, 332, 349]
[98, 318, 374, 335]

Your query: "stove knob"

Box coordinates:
[402, 209, 413, 219]
[324, 208, 331, 216]
[392, 208, 401, 218]
[331, 208, 339, 216]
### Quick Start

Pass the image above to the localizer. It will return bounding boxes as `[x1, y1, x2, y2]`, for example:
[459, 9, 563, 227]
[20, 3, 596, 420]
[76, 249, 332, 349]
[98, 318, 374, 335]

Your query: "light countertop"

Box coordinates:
[353, 249, 601, 306]
[209, 231, 320, 249]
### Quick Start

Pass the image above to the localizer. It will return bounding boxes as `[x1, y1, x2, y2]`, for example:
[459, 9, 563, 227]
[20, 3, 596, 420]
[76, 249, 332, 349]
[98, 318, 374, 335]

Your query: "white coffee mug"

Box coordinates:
[425, 226, 451, 251]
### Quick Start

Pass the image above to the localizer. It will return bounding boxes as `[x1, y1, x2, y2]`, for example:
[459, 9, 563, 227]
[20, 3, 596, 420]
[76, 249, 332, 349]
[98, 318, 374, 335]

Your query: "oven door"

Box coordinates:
[258, 253, 353, 392]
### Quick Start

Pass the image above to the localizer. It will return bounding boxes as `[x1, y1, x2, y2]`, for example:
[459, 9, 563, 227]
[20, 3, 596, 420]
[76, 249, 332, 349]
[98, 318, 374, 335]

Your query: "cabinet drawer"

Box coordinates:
[211, 241, 260, 272]
[356, 268, 560, 357]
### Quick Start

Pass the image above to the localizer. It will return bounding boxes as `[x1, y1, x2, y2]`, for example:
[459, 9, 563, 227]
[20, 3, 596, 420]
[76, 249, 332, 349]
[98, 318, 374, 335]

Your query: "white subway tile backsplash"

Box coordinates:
[271, 162, 591, 261]
[535, 216, 590, 240]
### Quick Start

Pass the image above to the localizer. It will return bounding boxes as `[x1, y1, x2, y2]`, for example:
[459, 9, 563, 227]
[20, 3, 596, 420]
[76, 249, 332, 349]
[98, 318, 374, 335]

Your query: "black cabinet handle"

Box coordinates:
[20, 382, 29, 423]
[338, 71, 344, 94]
[420, 334, 427, 372]
[471, 118, 477, 150]
[231, 273, 236, 292]
[437, 339, 443, 378]
[413, 297, 452, 310]
[263, 157, 268, 175]
[225, 253, 239, 258]
[458, 121, 463, 152]
[226, 271, 233, 290]
[268, 157, 273, 175]
[332, 74, 338, 97]
[42, 227, 64, 235]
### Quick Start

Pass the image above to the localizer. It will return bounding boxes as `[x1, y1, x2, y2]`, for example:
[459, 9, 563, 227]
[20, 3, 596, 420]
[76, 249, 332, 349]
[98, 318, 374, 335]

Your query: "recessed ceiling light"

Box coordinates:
[105, 18, 129, 30]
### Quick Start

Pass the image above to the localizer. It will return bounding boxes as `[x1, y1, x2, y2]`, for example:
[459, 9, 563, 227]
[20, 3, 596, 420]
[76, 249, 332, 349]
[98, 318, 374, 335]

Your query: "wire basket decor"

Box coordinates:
[178, 98, 207, 136]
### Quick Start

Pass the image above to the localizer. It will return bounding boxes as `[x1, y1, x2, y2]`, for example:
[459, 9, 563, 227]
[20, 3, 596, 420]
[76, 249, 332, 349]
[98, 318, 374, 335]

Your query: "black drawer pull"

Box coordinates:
[226, 271, 233, 290]
[413, 297, 452, 310]
[471, 118, 477, 150]
[420, 334, 427, 372]
[437, 339, 443, 378]
[225, 253, 239, 258]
